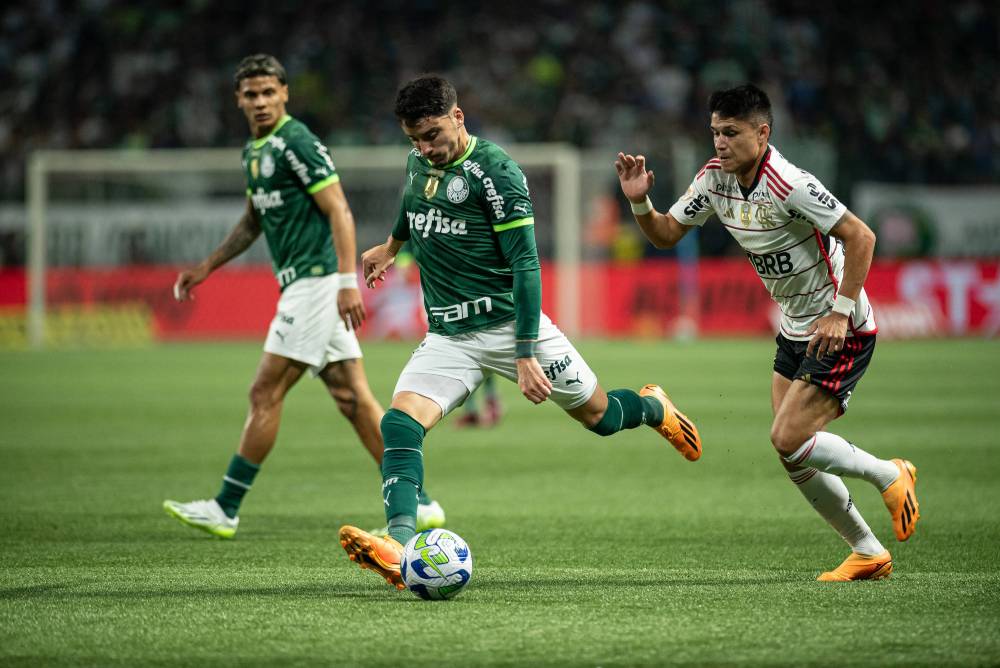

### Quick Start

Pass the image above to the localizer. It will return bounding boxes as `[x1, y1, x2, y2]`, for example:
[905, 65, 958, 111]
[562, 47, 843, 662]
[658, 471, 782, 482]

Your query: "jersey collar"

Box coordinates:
[738, 145, 771, 200]
[431, 135, 477, 169]
[251, 115, 292, 150]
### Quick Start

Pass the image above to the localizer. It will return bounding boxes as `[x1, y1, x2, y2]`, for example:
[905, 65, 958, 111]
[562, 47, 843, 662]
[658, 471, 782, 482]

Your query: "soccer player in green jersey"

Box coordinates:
[162, 54, 444, 539]
[337, 75, 703, 590]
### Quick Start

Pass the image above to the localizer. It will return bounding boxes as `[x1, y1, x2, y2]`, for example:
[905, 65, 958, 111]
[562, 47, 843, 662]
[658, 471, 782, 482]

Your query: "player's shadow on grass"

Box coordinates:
[470, 573, 800, 588]
[0, 582, 394, 601]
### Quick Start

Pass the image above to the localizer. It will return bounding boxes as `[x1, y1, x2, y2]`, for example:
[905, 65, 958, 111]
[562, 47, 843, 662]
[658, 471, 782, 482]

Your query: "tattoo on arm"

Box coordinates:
[207, 209, 262, 269]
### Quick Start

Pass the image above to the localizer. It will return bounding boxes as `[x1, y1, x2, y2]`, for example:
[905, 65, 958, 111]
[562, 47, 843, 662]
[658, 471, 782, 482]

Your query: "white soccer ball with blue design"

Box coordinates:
[400, 528, 473, 600]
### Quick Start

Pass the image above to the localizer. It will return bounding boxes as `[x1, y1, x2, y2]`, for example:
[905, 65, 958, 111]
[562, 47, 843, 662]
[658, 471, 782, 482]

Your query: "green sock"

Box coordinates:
[215, 454, 260, 518]
[417, 488, 432, 505]
[380, 408, 424, 545]
[588, 389, 663, 437]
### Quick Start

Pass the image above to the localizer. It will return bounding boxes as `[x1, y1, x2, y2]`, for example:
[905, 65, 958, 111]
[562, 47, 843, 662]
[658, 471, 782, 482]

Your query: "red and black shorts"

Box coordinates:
[773, 333, 877, 414]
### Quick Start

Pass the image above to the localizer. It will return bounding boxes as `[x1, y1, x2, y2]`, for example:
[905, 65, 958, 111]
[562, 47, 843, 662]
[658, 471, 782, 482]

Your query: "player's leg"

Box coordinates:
[456, 373, 501, 428]
[339, 333, 478, 588]
[771, 372, 890, 579]
[773, 380, 898, 489]
[455, 384, 483, 427]
[164, 275, 339, 538]
[772, 334, 918, 542]
[163, 352, 306, 537]
[317, 357, 383, 463]
[237, 352, 308, 464]
[314, 302, 446, 534]
[339, 389, 458, 589]
[481, 374, 502, 426]
[517, 315, 700, 459]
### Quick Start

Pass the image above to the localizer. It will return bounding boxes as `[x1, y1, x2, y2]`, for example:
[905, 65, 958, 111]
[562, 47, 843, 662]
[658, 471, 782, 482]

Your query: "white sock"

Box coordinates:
[788, 467, 885, 556]
[785, 432, 899, 491]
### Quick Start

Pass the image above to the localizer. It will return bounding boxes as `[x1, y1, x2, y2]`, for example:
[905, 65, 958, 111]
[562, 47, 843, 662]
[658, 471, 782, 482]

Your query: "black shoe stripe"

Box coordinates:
[677, 415, 694, 431]
[679, 422, 698, 441]
[902, 502, 911, 529]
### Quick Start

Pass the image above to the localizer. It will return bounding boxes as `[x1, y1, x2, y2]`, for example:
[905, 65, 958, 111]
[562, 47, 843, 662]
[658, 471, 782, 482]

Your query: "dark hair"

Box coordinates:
[708, 84, 773, 128]
[234, 54, 287, 89]
[394, 75, 458, 123]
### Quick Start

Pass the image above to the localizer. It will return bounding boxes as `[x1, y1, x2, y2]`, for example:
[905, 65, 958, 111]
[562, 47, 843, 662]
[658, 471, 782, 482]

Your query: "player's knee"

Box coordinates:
[248, 380, 280, 412]
[769, 421, 803, 456]
[585, 406, 614, 434]
[329, 385, 359, 419]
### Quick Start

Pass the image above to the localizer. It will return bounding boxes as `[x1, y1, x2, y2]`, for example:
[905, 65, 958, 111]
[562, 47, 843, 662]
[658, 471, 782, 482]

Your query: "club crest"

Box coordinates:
[261, 152, 275, 178]
[447, 176, 470, 203]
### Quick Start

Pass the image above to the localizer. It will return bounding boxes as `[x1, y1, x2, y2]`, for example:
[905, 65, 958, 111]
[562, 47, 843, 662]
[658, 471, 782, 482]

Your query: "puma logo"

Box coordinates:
[565, 372, 582, 386]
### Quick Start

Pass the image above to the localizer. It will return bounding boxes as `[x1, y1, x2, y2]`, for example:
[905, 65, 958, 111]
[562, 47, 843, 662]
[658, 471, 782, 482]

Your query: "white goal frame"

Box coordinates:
[25, 144, 580, 349]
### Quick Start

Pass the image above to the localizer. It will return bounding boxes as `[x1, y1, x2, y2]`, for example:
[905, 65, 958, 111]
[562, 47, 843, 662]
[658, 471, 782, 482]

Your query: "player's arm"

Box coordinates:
[489, 161, 552, 405]
[615, 152, 693, 249]
[828, 211, 876, 305]
[312, 181, 365, 329]
[806, 211, 876, 358]
[499, 225, 552, 405]
[173, 200, 261, 301]
[361, 200, 410, 288]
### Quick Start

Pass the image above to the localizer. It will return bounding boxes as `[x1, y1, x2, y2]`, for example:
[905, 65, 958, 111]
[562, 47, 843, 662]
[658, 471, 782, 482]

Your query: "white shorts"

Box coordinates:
[393, 313, 598, 416]
[264, 273, 362, 376]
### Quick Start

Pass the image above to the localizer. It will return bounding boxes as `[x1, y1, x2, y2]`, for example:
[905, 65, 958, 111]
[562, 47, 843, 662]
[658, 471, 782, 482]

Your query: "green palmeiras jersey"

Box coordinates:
[242, 115, 340, 290]
[391, 136, 538, 336]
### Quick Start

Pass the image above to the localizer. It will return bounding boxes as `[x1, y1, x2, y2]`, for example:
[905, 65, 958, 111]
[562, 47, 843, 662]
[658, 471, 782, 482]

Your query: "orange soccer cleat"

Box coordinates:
[817, 551, 893, 581]
[639, 384, 702, 461]
[881, 459, 920, 541]
[339, 525, 405, 590]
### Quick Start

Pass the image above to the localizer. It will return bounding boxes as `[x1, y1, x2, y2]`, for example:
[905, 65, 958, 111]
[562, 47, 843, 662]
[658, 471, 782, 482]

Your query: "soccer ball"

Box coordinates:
[400, 529, 473, 600]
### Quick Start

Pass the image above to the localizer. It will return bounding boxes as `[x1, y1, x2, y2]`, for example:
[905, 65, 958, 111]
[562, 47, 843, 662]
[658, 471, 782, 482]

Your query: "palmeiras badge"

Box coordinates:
[446, 176, 470, 203]
[260, 152, 275, 178]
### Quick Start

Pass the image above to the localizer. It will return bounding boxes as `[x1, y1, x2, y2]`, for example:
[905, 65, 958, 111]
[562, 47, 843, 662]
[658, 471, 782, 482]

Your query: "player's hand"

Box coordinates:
[806, 313, 849, 359]
[173, 265, 210, 302]
[361, 243, 395, 288]
[337, 286, 366, 330]
[614, 152, 655, 204]
[516, 357, 553, 405]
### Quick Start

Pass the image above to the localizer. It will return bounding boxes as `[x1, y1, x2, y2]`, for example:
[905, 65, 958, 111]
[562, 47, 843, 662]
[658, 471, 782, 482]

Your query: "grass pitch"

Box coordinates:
[1, 338, 999, 666]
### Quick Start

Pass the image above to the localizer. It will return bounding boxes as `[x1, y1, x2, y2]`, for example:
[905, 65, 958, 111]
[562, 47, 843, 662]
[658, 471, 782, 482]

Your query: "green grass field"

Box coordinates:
[2, 338, 999, 666]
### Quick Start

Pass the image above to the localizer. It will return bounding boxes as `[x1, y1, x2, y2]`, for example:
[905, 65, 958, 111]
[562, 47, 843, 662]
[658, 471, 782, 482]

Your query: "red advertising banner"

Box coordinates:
[0, 259, 997, 342]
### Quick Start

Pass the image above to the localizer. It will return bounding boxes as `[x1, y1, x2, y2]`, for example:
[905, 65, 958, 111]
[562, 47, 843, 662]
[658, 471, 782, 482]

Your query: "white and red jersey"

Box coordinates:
[668, 145, 877, 340]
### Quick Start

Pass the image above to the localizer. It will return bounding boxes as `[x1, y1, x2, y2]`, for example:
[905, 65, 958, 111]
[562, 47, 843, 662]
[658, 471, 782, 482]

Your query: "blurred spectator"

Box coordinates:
[3, 0, 997, 220]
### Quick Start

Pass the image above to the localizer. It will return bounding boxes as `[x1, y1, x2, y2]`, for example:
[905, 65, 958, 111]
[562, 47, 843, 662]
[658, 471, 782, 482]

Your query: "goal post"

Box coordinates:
[24, 144, 581, 349]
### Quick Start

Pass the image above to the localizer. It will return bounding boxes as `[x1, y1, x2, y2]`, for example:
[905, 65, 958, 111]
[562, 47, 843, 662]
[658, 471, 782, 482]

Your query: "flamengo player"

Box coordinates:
[616, 84, 919, 581]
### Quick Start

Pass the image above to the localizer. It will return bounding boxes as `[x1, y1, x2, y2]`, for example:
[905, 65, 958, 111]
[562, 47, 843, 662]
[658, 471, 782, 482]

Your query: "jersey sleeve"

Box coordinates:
[284, 132, 341, 195]
[391, 195, 411, 241]
[481, 159, 534, 233]
[784, 173, 848, 234]
[667, 174, 716, 227]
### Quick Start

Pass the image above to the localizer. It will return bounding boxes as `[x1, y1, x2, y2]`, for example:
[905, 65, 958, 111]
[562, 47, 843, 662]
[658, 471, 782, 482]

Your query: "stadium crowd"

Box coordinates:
[2, 1, 996, 202]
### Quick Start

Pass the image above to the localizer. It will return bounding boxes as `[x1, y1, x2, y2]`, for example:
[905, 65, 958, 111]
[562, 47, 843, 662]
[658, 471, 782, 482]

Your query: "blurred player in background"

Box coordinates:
[337, 75, 703, 590]
[616, 84, 919, 581]
[455, 375, 502, 428]
[365, 250, 426, 340]
[163, 54, 444, 538]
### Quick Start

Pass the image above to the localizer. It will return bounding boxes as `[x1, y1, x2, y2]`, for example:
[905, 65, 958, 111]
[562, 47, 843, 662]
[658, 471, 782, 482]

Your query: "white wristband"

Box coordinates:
[630, 196, 653, 216]
[831, 293, 855, 317]
[337, 272, 359, 290]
